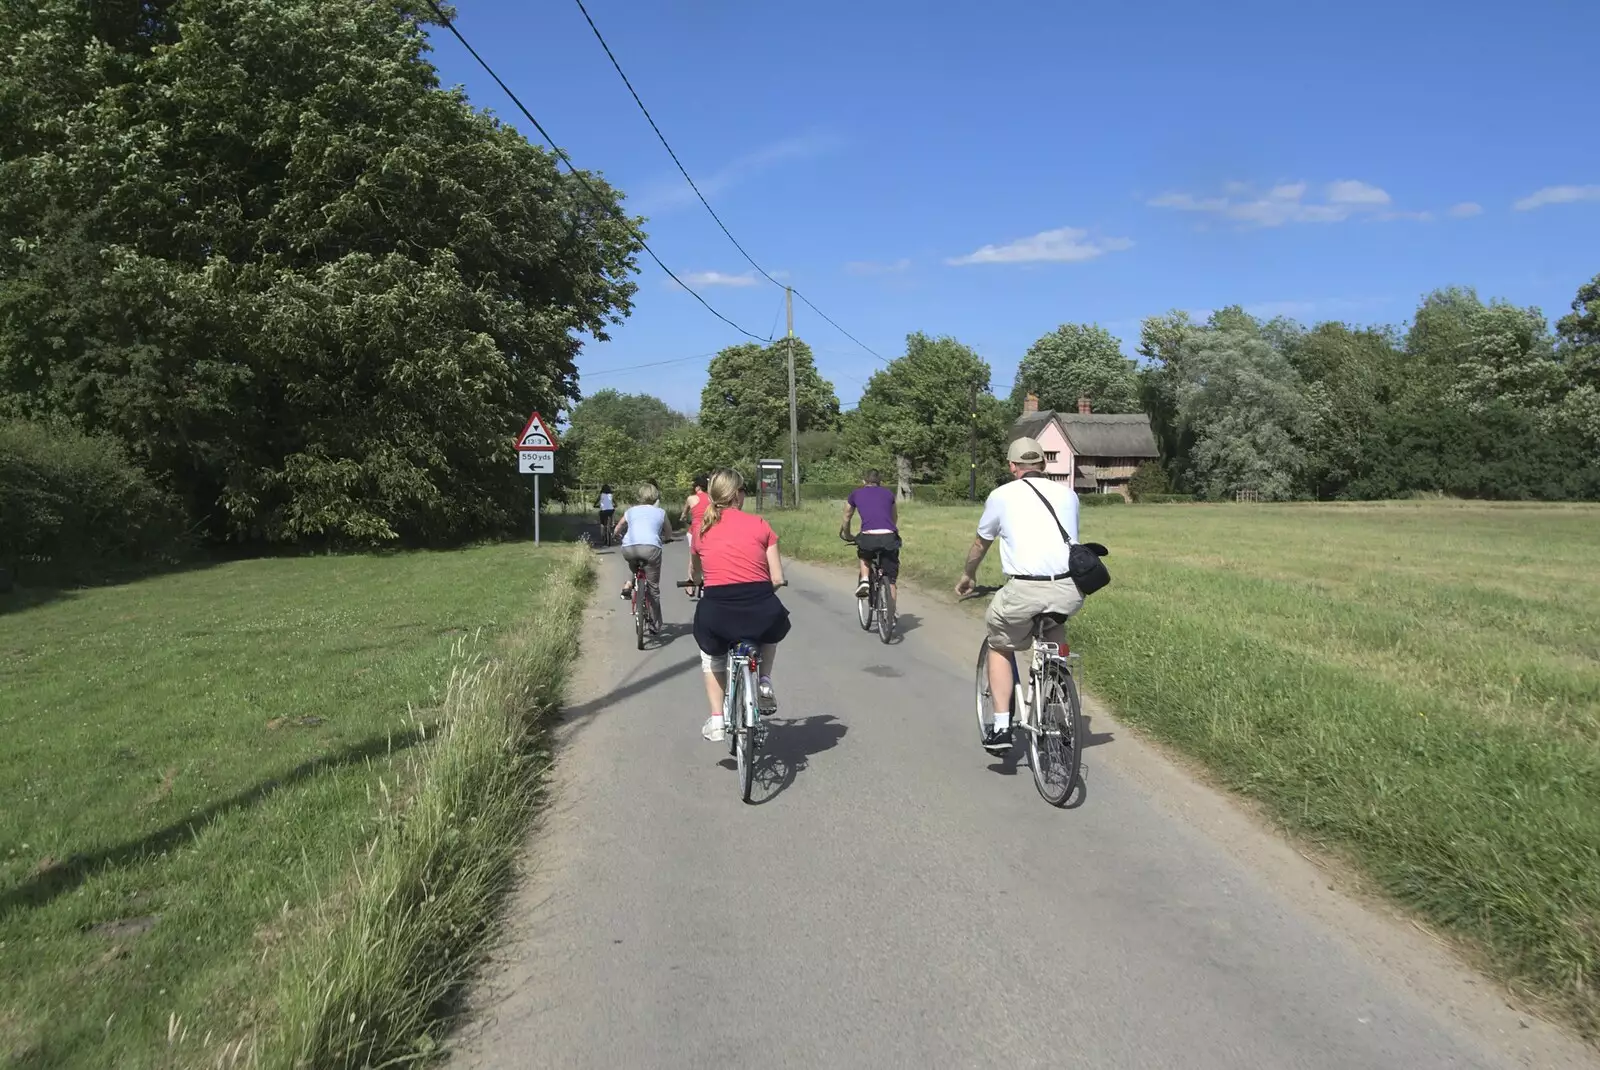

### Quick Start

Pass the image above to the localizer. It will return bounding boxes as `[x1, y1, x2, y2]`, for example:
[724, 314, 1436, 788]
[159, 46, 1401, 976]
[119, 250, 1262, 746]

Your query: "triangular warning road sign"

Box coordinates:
[515, 412, 559, 451]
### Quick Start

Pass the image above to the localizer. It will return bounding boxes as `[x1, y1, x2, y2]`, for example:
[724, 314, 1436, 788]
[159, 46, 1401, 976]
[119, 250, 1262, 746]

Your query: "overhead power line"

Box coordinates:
[569, 0, 891, 367]
[422, 0, 767, 342]
[581, 351, 719, 380]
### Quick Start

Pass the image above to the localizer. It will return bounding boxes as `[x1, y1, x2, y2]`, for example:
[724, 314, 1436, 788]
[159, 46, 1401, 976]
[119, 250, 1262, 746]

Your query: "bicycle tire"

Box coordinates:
[973, 640, 994, 744]
[856, 572, 873, 630]
[725, 665, 739, 758]
[738, 667, 758, 802]
[634, 589, 645, 650]
[1028, 664, 1082, 806]
[876, 579, 895, 644]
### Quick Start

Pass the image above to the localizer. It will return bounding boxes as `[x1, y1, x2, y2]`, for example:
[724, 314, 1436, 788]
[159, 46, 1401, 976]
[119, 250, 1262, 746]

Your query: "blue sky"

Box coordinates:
[427, 0, 1598, 414]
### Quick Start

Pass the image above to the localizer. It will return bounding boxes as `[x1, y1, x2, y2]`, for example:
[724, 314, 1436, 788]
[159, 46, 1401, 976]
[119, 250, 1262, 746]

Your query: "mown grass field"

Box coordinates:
[0, 544, 564, 1067]
[770, 498, 1600, 1037]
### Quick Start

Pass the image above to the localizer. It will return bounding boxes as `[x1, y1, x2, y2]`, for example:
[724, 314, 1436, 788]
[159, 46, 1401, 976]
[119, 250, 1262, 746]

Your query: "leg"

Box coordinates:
[700, 649, 729, 740]
[703, 667, 728, 719]
[643, 547, 663, 625]
[987, 646, 1016, 715]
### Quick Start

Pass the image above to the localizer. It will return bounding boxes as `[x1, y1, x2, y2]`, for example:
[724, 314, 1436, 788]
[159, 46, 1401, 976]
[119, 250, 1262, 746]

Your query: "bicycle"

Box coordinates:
[961, 584, 1084, 807]
[679, 580, 786, 803]
[840, 532, 895, 643]
[629, 559, 661, 650]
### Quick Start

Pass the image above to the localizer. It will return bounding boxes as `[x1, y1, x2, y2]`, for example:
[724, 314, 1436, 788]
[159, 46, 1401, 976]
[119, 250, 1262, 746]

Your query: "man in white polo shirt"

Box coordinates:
[954, 436, 1083, 751]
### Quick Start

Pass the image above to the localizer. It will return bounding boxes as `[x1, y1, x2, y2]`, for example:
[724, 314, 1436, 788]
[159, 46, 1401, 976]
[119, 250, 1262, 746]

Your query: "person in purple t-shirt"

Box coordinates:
[842, 470, 900, 601]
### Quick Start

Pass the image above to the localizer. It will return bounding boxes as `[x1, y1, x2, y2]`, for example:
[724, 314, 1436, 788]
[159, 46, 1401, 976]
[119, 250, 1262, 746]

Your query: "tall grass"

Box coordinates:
[259, 545, 594, 1068]
[769, 500, 1600, 1038]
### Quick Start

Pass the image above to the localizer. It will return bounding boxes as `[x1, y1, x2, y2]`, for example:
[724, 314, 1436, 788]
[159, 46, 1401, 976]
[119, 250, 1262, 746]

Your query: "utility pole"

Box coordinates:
[968, 381, 978, 502]
[786, 287, 800, 508]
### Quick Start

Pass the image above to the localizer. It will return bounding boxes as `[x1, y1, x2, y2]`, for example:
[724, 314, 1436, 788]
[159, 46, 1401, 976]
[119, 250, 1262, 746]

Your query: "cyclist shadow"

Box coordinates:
[646, 621, 694, 647]
[985, 740, 1091, 810]
[718, 714, 848, 805]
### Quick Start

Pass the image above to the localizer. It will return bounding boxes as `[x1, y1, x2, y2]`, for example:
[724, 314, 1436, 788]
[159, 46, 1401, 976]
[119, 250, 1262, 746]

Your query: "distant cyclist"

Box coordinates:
[614, 483, 675, 627]
[595, 484, 616, 542]
[841, 469, 899, 604]
[679, 472, 709, 594]
[953, 437, 1082, 752]
[694, 468, 789, 742]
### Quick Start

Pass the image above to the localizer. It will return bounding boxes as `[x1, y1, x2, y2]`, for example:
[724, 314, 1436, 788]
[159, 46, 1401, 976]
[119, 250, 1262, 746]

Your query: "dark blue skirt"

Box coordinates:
[693, 581, 791, 656]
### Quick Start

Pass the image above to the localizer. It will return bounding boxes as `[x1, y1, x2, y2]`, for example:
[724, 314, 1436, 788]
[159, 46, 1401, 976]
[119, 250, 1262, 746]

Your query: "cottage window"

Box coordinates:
[1044, 451, 1058, 462]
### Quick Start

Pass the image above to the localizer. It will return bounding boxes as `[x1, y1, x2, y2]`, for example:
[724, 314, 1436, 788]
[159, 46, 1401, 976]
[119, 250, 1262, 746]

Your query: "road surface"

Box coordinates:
[452, 542, 1595, 1070]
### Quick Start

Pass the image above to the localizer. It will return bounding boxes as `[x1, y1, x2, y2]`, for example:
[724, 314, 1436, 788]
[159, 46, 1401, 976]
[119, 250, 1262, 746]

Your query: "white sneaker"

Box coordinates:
[701, 716, 725, 742]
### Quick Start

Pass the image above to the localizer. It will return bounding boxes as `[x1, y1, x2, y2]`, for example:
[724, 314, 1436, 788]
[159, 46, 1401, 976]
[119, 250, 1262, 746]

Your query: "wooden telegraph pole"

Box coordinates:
[786, 287, 800, 508]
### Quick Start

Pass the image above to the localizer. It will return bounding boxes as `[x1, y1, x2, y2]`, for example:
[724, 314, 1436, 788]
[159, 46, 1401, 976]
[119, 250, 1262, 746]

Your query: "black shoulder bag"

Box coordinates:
[1018, 478, 1112, 597]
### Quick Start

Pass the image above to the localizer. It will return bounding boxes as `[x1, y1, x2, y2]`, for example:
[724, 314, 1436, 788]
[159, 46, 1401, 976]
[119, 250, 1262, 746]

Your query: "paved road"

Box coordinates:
[454, 543, 1595, 1070]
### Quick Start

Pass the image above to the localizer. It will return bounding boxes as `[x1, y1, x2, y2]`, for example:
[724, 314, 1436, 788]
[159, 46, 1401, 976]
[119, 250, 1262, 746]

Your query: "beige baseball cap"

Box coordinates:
[1007, 436, 1046, 464]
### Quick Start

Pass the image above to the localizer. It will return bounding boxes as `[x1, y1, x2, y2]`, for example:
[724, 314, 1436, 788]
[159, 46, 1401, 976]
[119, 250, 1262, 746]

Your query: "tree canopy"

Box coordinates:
[0, 0, 639, 545]
[1010, 323, 1140, 414]
[696, 339, 839, 465]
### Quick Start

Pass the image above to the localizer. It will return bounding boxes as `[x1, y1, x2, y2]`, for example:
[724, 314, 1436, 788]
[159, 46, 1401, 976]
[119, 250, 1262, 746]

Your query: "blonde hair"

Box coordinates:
[636, 482, 659, 505]
[699, 467, 744, 536]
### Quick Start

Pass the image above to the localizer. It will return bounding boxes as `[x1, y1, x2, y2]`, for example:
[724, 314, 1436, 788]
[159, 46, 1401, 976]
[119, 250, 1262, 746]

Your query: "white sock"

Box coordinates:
[993, 711, 1011, 732]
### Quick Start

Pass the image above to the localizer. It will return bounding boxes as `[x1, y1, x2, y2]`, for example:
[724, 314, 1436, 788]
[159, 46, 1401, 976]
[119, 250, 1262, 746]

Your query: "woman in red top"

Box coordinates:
[693, 467, 789, 742]
[679, 472, 709, 594]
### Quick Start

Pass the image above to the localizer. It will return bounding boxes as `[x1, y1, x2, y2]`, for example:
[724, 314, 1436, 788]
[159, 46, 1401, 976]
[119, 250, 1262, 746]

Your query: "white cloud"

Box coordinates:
[1512, 185, 1600, 211]
[674, 271, 758, 289]
[946, 226, 1133, 266]
[1327, 180, 1392, 206]
[1148, 179, 1420, 227]
[631, 131, 840, 215]
[845, 258, 912, 275]
[1448, 201, 1484, 218]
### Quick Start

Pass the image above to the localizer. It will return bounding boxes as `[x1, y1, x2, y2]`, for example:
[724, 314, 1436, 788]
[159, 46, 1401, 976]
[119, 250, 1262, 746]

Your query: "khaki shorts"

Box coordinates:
[985, 578, 1084, 651]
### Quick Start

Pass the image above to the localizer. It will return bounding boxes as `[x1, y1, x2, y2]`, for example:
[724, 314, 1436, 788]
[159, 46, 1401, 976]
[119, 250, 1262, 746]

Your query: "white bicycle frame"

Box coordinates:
[1008, 629, 1078, 737]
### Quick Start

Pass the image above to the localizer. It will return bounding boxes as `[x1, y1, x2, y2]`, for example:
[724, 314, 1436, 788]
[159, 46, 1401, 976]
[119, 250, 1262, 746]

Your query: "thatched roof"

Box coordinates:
[1010, 410, 1159, 459]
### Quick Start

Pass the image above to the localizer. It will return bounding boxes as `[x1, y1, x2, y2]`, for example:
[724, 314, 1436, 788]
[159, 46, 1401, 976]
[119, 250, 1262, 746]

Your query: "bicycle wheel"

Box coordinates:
[856, 572, 873, 630]
[724, 664, 739, 758]
[973, 640, 995, 743]
[1028, 664, 1083, 806]
[738, 668, 758, 802]
[875, 579, 895, 644]
[633, 589, 645, 649]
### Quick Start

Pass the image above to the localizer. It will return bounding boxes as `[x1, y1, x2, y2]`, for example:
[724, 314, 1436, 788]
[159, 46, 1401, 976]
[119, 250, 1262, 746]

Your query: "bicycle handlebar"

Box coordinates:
[675, 580, 787, 587]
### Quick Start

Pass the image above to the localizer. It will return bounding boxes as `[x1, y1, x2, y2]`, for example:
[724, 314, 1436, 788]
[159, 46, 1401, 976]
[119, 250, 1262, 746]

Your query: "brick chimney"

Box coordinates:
[1023, 392, 1040, 415]
[1077, 395, 1092, 415]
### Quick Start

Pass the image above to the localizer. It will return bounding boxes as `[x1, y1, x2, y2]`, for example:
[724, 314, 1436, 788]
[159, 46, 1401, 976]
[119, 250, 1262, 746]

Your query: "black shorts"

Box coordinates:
[855, 532, 901, 583]
[693, 581, 791, 656]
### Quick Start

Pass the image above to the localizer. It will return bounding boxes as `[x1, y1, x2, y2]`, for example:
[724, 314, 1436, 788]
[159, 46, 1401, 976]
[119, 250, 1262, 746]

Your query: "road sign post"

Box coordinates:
[514, 412, 559, 547]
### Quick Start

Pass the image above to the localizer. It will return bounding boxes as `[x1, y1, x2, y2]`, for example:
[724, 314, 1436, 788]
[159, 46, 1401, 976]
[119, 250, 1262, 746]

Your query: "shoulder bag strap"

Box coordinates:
[1019, 477, 1072, 545]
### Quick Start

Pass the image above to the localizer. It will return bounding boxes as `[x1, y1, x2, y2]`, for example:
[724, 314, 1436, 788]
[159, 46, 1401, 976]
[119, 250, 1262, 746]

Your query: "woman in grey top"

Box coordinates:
[614, 483, 675, 628]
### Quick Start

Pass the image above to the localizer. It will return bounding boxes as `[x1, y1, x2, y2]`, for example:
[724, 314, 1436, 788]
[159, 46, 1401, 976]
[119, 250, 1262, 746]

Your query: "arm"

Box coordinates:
[765, 540, 785, 590]
[613, 515, 629, 539]
[840, 500, 855, 534]
[662, 513, 676, 542]
[954, 536, 991, 596]
[890, 498, 898, 527]
[680, 494, 693, 524]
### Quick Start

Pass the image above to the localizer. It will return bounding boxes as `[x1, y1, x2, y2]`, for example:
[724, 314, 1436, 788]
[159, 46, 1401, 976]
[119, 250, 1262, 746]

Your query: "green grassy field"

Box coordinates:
[0, 544, 561, 1067]
[771, 498, 1600, 1037]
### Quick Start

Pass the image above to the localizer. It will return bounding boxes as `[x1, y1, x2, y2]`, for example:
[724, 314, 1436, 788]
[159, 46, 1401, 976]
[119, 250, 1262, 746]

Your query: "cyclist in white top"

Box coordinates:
[614, 483, 674, 622]
[954, 436, 1083, 751]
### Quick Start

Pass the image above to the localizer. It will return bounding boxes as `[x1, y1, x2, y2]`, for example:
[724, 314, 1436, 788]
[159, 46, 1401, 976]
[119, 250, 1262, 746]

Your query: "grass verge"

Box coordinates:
[769, 499, 1600, 1039]
[0, 541, 589, 1067]
[258, 543, 593, 1068]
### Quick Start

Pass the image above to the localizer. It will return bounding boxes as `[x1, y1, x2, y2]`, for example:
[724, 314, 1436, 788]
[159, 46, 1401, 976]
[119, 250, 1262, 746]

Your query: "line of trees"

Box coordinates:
[571, 274, 1600, 505]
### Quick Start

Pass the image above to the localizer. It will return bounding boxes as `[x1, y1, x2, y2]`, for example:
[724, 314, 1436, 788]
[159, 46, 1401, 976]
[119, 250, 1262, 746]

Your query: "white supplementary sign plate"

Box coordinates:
[519, 451, 554, 474]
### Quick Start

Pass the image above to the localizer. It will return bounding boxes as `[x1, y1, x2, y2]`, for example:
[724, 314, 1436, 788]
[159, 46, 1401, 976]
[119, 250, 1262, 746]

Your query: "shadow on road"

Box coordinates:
[1082, 713, 1115, 749]
[888, 612, 921, 641]
[719, 714, 848, 805]
[561, 654, 700, 723]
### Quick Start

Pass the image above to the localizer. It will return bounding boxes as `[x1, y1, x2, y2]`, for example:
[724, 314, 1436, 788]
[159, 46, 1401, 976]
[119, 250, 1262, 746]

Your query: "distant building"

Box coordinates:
[1010, 394, 1160, 500]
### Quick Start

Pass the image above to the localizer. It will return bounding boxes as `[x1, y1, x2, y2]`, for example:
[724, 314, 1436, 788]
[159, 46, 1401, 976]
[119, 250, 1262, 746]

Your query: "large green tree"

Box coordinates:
[696, 339, 838, 466]
[1011, 323, 1140, 413]
[1177, 310, 1307, 500]
[567, 389, 685, 448]
[846, 332, 1008, 491]
[0, 0, 639, 544]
